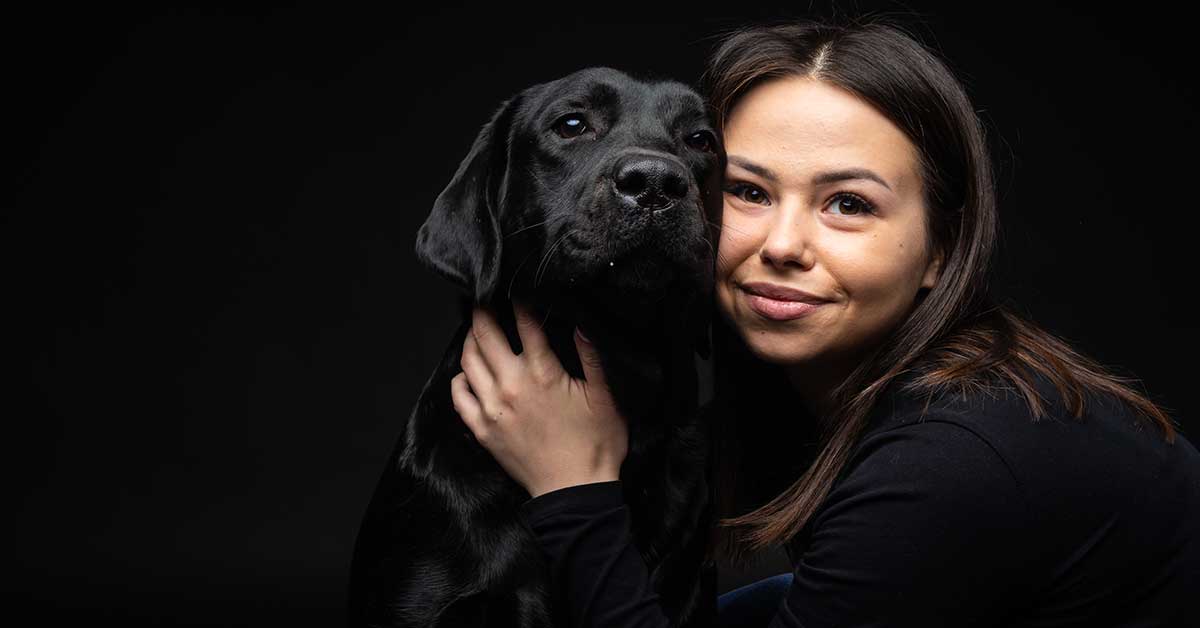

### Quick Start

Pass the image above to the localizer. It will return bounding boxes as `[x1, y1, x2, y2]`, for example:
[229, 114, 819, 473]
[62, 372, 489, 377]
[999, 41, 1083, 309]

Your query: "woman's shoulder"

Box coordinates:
[860, 367, 1200, 554]
[791, 372, 1200, 622]
[868, 366, 1183, 455]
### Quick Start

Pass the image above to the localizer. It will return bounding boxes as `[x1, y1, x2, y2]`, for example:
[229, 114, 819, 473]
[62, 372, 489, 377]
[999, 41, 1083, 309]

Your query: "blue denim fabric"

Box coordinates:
[716, 572, 794, 628]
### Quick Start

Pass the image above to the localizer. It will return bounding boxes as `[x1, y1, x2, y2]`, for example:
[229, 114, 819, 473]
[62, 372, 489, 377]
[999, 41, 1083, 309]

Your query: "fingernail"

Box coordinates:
[577, 327, 591, 343]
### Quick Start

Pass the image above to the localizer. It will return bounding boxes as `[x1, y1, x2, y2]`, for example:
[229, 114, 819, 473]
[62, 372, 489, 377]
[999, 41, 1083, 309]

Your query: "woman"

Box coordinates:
[451, 18, 1200, 627]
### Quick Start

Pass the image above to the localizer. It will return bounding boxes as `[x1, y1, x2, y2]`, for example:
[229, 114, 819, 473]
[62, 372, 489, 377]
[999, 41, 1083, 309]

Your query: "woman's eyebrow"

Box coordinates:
[728, 155, 779, 182]
[728, 156, 894, 192]
[812, 167, 893, 192]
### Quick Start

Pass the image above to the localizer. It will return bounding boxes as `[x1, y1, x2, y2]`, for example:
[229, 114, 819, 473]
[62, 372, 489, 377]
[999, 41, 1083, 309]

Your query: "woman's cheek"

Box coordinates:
[716, 213, 758, 275]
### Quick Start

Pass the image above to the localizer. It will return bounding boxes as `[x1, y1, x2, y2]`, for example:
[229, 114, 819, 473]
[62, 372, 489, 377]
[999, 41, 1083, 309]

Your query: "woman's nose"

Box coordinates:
[759, 208, 814, 270]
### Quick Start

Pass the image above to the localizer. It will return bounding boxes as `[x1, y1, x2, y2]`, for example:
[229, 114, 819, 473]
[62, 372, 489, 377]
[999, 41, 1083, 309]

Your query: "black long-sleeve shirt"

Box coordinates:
[518, 372, 1200, 627]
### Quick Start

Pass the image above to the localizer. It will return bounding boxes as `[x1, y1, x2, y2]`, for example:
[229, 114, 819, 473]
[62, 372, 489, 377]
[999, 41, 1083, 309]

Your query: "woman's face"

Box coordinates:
[716, 76, 942, 383]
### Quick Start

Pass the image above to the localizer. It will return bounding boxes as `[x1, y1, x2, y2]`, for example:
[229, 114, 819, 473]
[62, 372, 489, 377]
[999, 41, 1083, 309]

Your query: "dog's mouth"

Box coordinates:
[507, 172, 714, 304]
[561, 224, 710, 299]
[598, 243, 678, 290]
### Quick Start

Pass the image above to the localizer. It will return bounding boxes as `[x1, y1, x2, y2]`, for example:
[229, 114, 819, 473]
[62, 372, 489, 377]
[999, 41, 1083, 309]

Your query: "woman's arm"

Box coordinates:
[520, 481, 674, 628]
[450, 302, 683, 627]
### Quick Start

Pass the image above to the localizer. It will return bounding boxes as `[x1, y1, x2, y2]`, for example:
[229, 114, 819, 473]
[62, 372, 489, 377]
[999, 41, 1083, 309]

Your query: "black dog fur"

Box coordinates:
[348, 67, 725, 628]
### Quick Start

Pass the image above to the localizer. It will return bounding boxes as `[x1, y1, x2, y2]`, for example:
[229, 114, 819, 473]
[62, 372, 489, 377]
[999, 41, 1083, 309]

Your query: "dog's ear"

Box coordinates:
[415, 96, 520, 304]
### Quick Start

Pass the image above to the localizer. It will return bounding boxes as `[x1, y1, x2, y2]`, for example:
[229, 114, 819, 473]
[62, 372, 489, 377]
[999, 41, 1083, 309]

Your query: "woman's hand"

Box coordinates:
[451, 300, 629, 499]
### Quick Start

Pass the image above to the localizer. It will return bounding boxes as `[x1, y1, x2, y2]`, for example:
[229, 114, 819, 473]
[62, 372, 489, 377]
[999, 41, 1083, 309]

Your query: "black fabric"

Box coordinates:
[518, 372, 1200, 627]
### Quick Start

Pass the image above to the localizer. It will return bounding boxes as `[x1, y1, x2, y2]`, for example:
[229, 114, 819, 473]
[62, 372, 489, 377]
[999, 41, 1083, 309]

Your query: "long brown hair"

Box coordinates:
[699, 16, 1180, 568]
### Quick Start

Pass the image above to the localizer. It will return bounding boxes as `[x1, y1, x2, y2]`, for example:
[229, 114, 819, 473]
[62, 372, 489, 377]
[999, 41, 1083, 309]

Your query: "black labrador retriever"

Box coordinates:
[348, 66, 725, 628]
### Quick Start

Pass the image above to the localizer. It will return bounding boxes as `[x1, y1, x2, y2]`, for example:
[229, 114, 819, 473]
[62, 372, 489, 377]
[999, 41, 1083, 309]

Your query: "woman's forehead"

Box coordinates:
[723, 77, 919, 194]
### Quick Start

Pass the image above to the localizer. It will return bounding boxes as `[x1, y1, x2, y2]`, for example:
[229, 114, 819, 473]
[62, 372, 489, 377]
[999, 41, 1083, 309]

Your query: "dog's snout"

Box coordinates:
[612, 155, 690, 210]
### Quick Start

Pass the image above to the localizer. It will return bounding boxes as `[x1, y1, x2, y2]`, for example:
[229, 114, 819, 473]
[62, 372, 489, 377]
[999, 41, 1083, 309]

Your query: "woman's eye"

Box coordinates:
[553, 114, 590, 138]
[827, 193, 875, 216]
[724, 182, 769, 205]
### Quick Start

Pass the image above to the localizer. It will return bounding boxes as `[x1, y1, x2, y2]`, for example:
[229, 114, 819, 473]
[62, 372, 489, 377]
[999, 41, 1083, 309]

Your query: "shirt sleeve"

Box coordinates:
[768, 419, 1035, 628]
[518, 480, 673, 628]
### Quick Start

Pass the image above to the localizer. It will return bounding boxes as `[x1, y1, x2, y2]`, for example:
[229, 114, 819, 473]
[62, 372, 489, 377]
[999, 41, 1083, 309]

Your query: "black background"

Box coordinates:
[11, 1, 1198, 625]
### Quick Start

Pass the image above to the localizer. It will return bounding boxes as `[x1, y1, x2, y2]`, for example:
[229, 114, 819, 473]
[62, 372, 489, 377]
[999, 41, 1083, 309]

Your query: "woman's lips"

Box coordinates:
[745, 291, 827, 321]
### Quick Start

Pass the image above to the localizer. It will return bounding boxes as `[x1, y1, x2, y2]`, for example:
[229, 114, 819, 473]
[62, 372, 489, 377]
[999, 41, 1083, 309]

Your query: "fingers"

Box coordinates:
[512, 299, 554, 369]
[460, 330, 496, 406]
[450, 371, 485, 441]
[470, 306, 521, 378]
[573, 326, 612, 402]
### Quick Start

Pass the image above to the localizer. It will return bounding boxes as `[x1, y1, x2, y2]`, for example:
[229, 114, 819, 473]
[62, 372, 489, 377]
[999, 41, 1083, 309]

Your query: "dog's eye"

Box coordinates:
[554, 114, 590, 138]
[686, 130, 717, 153]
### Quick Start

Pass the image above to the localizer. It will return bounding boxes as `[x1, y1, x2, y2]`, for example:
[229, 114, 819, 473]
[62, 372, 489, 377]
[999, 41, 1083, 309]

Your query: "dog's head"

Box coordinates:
[415, 67, 724, 354]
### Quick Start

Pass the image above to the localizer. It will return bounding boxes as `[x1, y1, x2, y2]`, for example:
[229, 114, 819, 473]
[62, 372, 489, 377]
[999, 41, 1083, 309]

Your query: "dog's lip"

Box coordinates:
[740, 281, 832, 304]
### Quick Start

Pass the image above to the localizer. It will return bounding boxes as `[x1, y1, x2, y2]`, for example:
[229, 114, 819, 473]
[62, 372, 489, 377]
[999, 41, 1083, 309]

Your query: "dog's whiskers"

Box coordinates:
[507, 247, 542, 301]
[506, 217, 573, 300]
[503, 217, 558, 240]
[699, 235, 716, 268]
[716, 249, 735, 270]
[535, 229, 575, 288]
[703, 218, 752, 239]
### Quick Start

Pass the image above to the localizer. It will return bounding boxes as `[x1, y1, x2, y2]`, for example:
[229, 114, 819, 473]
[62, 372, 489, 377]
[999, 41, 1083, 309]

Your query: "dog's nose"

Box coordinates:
[612, 156, 689, 210]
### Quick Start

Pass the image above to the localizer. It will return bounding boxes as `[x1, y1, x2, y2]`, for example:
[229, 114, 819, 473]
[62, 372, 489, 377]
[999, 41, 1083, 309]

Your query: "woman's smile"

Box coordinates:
[745, 293, 826, 321]
[740, 281, 833, 321]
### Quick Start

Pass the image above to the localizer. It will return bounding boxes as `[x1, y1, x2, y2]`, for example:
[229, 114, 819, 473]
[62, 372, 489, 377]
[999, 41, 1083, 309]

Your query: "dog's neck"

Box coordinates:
[463, 287, 702, 424]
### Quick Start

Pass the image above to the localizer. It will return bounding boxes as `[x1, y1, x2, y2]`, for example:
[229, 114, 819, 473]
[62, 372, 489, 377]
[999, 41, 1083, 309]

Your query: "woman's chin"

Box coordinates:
[738, 330, 818, 366]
